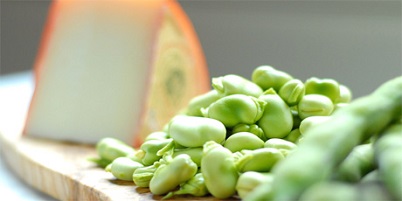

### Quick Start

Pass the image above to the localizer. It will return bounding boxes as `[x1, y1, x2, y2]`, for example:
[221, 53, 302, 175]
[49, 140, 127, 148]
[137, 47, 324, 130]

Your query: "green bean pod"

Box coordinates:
[212, 74, 263, 97]
[235, 148, 285, 172]
[186, 89, 222, 116]
[258, 89, 293, 139]
[106, 157, 144, 181]
[374, 123, 402, 200]
[269, 76, 402, 201]
[279, 79, 305, 106]
[332, 143, 375, 182]
[223, 132, 265, 152]
[202, 94, 266, 128]
[231, 123, 266, 141]
[305, 77, 340, 103]
[251, 65, 293, 92]
[149, 154, 198, 195]
[168, 115, 226, 147]
[236, 171, 274, 199]
[163, 172, 209, 199]
[298, 94, 334, 119]
[201, 141, 239, 199]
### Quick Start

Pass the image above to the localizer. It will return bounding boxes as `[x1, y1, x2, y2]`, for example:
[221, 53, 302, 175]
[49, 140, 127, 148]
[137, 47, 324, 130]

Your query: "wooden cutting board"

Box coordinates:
[0, 72, 238, 201]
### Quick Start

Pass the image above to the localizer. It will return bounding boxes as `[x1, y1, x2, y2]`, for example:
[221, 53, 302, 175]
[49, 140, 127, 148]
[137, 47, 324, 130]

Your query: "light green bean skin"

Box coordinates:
[107, 157, 144, 181]
[299, 116, 331, 135]
[269, 76, 402, 201]
[201, 141, 239, 199]
[96, 137, 136, 162]
[163, 173, 209, 199]
[236, 171, 274, 199]
[132, 165, 157, 187]
[279, 79, 305, 106]
[138, 139, 173, 166]
[258, 89, 293, 139]
[172, 147, 203, 167]
[149, 154, 198, 195]
[186, 89, 222, 116]
[235, 148, 285, 172]
[202, 94, 266, 128]
[332, 143, 375, 183]
[305, 77, 340, 103]
[298, 94, 334, 119]
[224, 132, 265, 152]
[168, 115, 226, 147]
[251, 65, 293, 92]
[212, 74, 263, 97]
[374, 123, 402, 200]
[232, 124, 266, 141]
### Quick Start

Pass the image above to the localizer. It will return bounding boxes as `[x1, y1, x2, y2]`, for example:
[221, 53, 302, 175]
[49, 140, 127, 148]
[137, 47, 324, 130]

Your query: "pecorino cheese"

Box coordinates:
[23, 0, 210, 147]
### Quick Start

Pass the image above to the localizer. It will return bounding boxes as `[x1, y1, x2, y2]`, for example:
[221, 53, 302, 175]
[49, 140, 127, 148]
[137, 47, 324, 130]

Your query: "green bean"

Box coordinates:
[374, 123, 402, 200]
[149, 154, 198, 195]
[298, 94, 334, 119]
[332, 143, 375, 183]
[269, 76, 402, 201]
[258, 89, 293, 139]
[201, 141, 238, 199]
[106, 157, 144, 181]
[231, 123, 266, 141]
[202, 94, 266, 128]
[162, 172, 208, 199]
[235, 148, 285, 172]
[251, 65, 293, 92]
[223, 132, 265, 152]
[212, 74, 263, 97]
[305, 77, 340, 103]
[278, 79, 305, 106]
[236, 171, 273, 199]
[168, 115, 226, 147]
[172, 147, 203, 167]
[132, 164, 158, 187]
[186, 89, 222, 116]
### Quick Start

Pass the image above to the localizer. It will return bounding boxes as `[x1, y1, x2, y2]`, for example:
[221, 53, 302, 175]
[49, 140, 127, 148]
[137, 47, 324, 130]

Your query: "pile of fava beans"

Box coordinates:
[90, 65, 402, 201]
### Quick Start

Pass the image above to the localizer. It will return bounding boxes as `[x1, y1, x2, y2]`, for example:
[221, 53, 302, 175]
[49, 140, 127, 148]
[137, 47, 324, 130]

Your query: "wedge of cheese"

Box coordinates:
[23, 0, 210, 147]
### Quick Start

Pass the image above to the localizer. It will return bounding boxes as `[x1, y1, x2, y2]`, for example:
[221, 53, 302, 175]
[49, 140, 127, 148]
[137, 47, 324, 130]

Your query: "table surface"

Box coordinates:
[0, 71, 56, 201]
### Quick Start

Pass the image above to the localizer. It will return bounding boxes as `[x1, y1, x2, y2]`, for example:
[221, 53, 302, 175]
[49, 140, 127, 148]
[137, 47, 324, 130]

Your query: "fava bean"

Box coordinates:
[132, 164, 158, 187]
[172, 147, 203, 167]
[106, 157, 143, 181]
[201, 141, 238, 199]
[236, 171, 273, 199]
[212, 74, 263, 97]
[168, 115, 226, 147]
[231, 123, 266, 141]
[284, 128, 303, 144]
[149, 154, 198, 195]
[202, 94, 266, 128]
[298, 94, 334, 119]
[305, 77, 340, 103]
[251, 65, 293, 91]
[336, 84, 353, 103]
[258, 89, 293, 138]
[279, 79, 305, 106]
[186, 90, 222, 116]
[235, 148, 285, 172]
[137, 138, 173, 166]
[95, 138, 136, 164]
[264, 138, 297, 156]
[163, 172, 208, 199]
[299, 116, 331, 135]
[224, 132, 264, 152]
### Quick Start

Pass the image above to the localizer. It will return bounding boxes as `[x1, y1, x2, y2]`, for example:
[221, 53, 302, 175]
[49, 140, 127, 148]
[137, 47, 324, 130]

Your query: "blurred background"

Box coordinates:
[1, 0, 401, 98]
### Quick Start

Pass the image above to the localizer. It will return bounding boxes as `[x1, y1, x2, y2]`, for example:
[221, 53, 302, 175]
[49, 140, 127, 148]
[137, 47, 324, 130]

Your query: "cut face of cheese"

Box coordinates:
[23, 0, 210, 147]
